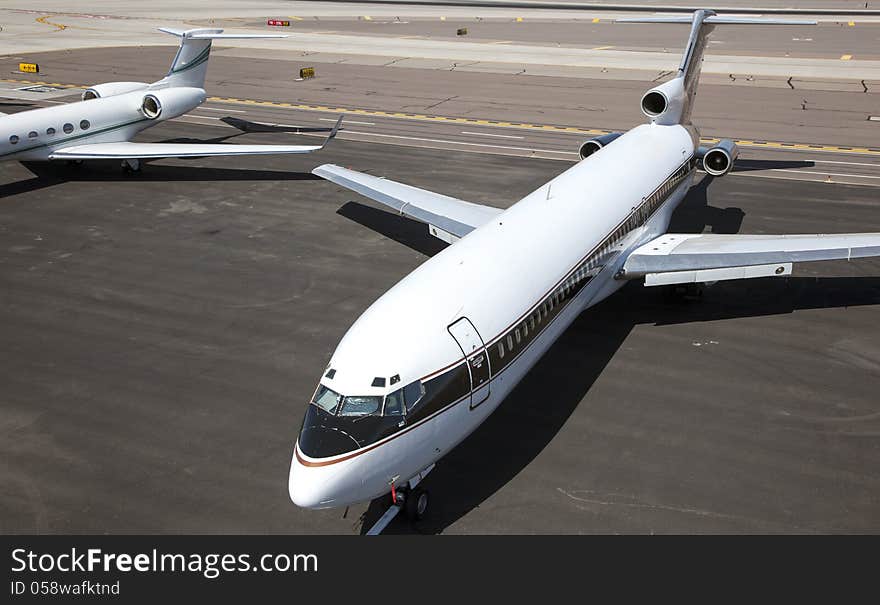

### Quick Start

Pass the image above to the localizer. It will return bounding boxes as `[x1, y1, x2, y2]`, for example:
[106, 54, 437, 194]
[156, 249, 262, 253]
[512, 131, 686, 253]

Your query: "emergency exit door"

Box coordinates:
[447, 317, 491, 409]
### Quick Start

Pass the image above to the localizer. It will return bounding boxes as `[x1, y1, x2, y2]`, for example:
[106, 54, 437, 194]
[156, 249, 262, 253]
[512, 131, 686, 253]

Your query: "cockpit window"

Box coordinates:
[404, 381, 425, 412]
[310, 380, 425, 418]
[383, 389, 405, 416]
[312, 385, 343, 414]
[339, 395, 382, 417]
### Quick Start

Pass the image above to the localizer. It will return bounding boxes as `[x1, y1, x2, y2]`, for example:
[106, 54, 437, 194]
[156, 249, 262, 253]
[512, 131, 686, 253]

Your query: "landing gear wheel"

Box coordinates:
[405, 487, 429, 521]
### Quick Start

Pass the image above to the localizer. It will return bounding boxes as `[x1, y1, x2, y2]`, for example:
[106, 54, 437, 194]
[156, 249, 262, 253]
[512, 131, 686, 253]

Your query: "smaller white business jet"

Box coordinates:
[0, 28, 341, 172]
[291, 10, 880, 528]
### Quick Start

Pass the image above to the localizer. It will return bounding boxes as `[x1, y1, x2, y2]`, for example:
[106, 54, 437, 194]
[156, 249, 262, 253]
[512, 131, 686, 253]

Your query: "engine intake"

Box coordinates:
[141, 94, 162, 119]
[641, 91, 667, 117]
[701, 139, 739, 176]
[640, 78, 686, 126]
[139, 87, 206, 122]
[578, 132, 622, 160]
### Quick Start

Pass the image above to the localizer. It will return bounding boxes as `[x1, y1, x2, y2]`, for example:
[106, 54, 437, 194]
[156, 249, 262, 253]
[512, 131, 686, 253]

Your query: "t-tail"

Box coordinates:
[618, 10, 814, 126]
[154, 28, 287, 89]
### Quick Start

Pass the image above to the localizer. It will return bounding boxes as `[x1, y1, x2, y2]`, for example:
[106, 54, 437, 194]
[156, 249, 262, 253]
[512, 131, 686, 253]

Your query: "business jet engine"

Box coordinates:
[140, 87, 206, 120]
[82, 82, 150, 100]
[578, 132, 623, 160]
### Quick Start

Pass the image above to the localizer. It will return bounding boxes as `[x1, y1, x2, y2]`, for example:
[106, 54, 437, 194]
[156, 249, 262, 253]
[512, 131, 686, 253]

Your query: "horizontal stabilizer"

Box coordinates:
[621, 233, 880, 284]
[157, 27, 286, 39]
[616, 16, 815, 25]
[313, 164, 501, 240]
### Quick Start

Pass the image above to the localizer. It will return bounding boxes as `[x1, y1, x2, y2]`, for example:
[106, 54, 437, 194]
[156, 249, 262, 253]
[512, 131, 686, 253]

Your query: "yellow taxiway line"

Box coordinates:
[2, 77, 878, 157]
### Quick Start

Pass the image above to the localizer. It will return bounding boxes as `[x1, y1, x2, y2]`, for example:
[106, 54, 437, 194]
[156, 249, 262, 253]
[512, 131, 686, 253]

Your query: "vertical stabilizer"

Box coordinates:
[155, 28, 287, 89]
[618, 11, 814, 125]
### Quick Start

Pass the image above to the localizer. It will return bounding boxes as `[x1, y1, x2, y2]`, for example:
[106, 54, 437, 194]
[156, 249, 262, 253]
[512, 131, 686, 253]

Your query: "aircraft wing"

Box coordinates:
[49, 142, 326, 159]
[621, 233, 880, 286]
[312, 164, 502, 241]
[49, 116, 343, 160]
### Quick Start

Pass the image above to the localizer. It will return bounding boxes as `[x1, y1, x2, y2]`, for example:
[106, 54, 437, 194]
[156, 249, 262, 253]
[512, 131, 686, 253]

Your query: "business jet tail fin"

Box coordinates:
[619, 233, 880, 286]
[155, 28, 287, 89]
[618, 11, 814, 125]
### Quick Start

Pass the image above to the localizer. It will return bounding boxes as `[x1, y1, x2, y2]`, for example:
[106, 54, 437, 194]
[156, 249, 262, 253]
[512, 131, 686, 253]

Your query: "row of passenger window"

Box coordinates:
[487, 158, 695, 376]
[8, 120, 91, 145]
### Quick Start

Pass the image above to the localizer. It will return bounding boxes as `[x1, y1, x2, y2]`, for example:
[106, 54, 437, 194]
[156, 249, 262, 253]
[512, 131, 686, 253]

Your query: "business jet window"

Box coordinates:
[63, 123, 74, 134]
[28, 131, 38, 139]
[338, 395, 382, 417]
[46, 127, 56, 136]
[80, 120, 90, 130]
[312, 385, 343, 414]
[9, 135, 19, 144]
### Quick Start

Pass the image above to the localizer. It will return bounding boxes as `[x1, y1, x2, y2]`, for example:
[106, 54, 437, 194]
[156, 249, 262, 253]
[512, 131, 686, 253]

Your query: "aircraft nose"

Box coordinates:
[288, 449, 338, 509]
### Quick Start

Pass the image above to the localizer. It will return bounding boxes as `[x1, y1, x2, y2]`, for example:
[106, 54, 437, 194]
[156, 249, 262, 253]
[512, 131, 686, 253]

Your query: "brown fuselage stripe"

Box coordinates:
[296, 160, 695, 467]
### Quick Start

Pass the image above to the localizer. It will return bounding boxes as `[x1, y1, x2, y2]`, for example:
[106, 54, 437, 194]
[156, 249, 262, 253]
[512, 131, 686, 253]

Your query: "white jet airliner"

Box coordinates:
[0, 28, 340, 172]
[289, 10, 880, 525]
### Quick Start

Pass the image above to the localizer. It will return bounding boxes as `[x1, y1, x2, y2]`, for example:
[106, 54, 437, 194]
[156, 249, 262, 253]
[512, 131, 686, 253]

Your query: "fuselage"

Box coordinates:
[0, 85, 204, 162]
[290, 122, 700, 509]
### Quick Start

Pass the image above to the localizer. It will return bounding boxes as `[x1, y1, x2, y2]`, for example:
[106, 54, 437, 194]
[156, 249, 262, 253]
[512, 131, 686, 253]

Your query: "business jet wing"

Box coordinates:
[49, 142, 326, 159]
[620, 233, 880, 286]
[49, 116, 343, 160]
[313, 164, 502, 240]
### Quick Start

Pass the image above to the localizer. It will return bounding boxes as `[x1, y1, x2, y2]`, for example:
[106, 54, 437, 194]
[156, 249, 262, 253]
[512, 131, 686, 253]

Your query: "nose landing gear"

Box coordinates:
[405, 486, 430, 522]
[365, 464, 435, 535]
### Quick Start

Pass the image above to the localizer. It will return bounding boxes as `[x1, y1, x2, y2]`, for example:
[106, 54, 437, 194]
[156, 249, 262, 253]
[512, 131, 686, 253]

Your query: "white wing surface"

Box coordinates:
[49, 142, 325, 159]
[312, 164, 502, 240]
[622, 233, 880, 285]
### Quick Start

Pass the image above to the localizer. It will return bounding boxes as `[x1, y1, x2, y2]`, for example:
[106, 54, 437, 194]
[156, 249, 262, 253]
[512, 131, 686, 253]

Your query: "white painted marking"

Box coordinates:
[197, 106, 246, 113]
[730, 171, 880, 188]
[320, 117, 374, 126]
[810, 159, 880, 168]
[342, 129, 577, 156]
[769, 168, 880, 180]
[461, 130, 525, 139]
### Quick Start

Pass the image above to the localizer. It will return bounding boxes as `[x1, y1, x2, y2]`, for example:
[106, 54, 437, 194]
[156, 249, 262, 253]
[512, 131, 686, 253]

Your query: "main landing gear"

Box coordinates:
[121, 158, 141, 175]
[365, 464, 435, 535]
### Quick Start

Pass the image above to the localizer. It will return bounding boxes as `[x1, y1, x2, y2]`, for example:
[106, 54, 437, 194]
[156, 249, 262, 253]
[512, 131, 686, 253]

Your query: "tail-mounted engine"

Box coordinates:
[640, 78, 687, 126]
[139, 87, 206, 121]
[699, 139, 739, 176]
[578, 132, 623, 160]
[82, 82, 149, 100]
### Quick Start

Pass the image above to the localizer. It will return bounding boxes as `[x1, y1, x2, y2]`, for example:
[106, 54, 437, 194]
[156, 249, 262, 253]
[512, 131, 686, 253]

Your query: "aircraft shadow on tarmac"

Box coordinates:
[337, 201, 450, 257]
[1, 160, 319, 198]
[349, 173, 880, 534]
[731, 159, 815, 173]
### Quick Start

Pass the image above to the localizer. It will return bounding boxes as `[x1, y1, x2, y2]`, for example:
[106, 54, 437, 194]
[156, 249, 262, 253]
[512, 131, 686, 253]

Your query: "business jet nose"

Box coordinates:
[288, 449, 338, 509]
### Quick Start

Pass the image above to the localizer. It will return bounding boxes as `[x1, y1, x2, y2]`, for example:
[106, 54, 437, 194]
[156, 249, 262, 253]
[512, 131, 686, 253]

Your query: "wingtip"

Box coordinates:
[317, 116, 343, 150]
[330, 115, 344, 138]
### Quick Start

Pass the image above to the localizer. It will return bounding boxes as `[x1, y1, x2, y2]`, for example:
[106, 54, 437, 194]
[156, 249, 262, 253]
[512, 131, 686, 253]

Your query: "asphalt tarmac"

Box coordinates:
[1, 115, 878, 533]
[5, 46, 880, 150]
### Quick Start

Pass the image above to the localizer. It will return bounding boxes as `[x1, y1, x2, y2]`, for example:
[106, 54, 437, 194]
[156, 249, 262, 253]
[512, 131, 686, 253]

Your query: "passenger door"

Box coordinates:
[447, 317, 491, 409]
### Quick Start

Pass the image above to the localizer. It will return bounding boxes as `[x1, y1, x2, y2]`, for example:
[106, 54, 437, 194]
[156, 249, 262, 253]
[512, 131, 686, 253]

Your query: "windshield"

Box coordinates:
[338, 395, 382, 417]
[310, 381, 423, 418]
[312, 385, 343, 414]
